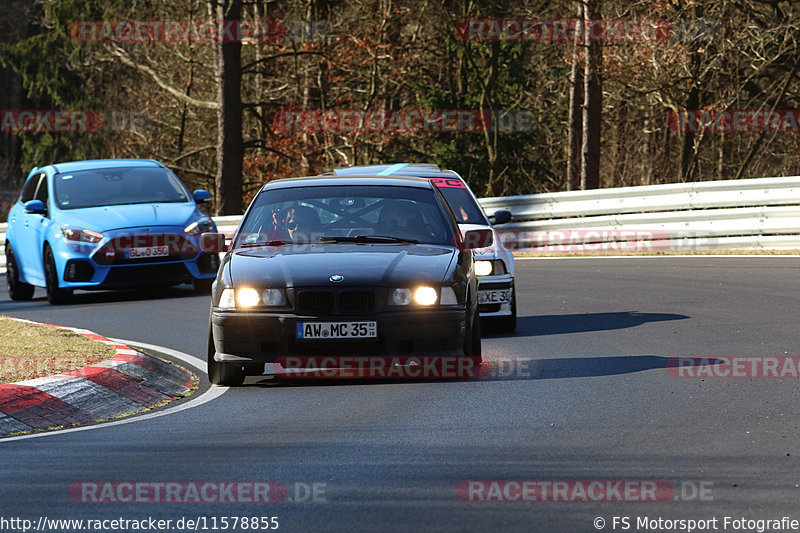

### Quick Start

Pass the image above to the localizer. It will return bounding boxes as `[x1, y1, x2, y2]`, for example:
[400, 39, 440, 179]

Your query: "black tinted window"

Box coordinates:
[19, 174, 43, 203]
[53, 167, 189, 209]
[34, 177, 49, 204]
[237, 185, 454, 246]
[432, 183, 486, 224]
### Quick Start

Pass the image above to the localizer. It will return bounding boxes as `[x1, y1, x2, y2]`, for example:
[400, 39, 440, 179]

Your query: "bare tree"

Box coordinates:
[581, 0, 601, 190]
[567, 1, 584, 191]
[209, 0, 244, 215]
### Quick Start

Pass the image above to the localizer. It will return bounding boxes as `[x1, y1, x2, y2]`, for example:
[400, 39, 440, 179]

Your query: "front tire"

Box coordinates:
[6, 244, 34, 301]
[463, 306, 482, 365]
[44, 246, 72, 305]
[207, 330, 245, 386]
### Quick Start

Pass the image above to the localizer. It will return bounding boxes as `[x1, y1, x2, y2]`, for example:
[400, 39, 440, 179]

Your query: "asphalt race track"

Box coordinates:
[1, 257, 799, 532]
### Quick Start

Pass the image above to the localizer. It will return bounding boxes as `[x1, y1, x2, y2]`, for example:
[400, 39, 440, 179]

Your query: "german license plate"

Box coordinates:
[127, 246, 170, 259]
[296, 321, 377, 339]
[478, 289, 511, 304]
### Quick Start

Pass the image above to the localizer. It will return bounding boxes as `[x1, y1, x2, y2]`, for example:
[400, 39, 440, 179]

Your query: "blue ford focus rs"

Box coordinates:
[5, 159, 219, 304]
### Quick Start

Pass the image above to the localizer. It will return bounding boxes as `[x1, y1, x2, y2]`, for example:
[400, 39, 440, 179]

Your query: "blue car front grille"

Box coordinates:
[92, 234, 198, 265]
[101, 263, 192, 286]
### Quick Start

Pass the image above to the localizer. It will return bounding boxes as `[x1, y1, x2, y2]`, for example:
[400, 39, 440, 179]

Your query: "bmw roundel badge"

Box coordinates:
[329, 274, 344, 282]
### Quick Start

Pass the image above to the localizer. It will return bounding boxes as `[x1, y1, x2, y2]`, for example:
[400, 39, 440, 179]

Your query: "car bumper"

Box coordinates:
[211, 308, 467, 362]
[477, 274, 514, 317]
[51, 230, 219, 290]
[54, 255, 219, 290]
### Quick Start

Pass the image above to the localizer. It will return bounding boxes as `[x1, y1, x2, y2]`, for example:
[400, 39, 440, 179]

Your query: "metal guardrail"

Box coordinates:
[213, 215, 244, 240]
[480, 176, 800, 219]
[2, 175, 799, 275]
[480, 176, 800, 252]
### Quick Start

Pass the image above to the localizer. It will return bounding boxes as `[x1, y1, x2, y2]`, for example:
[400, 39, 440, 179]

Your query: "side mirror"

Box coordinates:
[489, 209, 512, 225]
[193, 189, 211, 203]
[200, 232, 227, 253]
[462, 229, 493, 250]
[23, 199, 46, 215]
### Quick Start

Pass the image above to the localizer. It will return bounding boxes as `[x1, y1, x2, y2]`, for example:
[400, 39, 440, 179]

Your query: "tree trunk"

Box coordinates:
[580, 0, 601, 190]
[679, 3, 704, 182]
[210, 0, 243, 215]
[481, 40, 501, 197]
[566, 2, 583, 191]
[679, 85, 699, 182]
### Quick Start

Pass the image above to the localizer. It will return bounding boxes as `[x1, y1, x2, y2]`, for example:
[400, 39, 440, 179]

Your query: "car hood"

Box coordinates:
[229, 244, 457, 287]
[57, 203, 199, 232]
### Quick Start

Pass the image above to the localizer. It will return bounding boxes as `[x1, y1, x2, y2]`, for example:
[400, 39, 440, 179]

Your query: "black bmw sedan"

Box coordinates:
[203, 175, 492, 386]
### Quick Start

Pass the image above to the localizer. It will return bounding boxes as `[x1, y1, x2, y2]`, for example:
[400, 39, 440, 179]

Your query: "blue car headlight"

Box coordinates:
[61, 225, 104, 243]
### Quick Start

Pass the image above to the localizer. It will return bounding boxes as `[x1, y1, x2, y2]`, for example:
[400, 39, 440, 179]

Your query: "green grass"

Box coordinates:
[0, 316, 116, 384]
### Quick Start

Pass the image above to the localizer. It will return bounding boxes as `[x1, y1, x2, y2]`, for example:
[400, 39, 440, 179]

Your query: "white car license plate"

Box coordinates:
[127, 246, 170, 259]
[478, 289, 511, 304]
[296, 321, 377, 339]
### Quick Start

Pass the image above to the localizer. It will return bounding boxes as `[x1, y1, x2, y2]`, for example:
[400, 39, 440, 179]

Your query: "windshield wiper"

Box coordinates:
[318, 235, 419, 244]
[240, 239, 293, 247]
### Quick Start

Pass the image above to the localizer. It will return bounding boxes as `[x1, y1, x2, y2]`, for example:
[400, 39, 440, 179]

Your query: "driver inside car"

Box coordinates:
[378, 200, 427, 240]
[284, 205, 321, 242]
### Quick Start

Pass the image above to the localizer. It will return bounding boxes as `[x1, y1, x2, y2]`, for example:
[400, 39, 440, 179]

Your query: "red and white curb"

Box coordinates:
[0, 323, 196, 437]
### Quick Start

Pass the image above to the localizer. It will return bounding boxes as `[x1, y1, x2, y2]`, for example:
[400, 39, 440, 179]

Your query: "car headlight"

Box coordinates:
[389, 288, 412, 306]
[262, 288, 287, 306]
[414, 287, 438, 306]
[237, 288, 260, 307]
[217, 287, 287, 309]
[474, 260, 493, 276]
[61, 225, 104, 243]
[185, 217, 215, 236]
[389, 286, 447, 306]
[475, 259, 506, 276]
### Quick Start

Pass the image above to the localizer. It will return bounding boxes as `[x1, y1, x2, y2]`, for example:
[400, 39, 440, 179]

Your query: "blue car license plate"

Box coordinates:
[127, 245, 170, 259]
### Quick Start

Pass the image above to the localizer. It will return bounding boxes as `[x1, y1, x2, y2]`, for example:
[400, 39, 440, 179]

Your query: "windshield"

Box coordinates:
[235, 185, 454, 247]
[53, 167, 190, 209]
